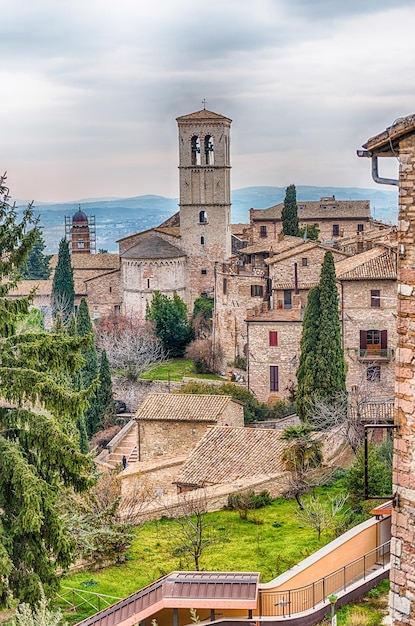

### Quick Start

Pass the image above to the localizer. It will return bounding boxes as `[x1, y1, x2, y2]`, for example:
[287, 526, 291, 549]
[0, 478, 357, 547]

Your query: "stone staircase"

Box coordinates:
[95, 420, 139, 469]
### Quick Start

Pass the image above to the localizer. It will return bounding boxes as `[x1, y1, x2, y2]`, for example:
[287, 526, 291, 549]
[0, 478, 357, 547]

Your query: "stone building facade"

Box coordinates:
[249, 197, 372, 244]
[361, 113, 415, 626]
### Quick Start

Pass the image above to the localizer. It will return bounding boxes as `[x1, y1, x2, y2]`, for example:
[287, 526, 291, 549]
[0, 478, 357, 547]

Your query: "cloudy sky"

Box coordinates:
[2, 0, 414, 203]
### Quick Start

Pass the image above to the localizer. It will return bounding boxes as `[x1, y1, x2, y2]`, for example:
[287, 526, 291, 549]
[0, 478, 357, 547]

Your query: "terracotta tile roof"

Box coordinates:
[241, 236, 303, 255]
[335, 247, 397, 281]
[363, 113, 415, 152]
[335, 226, 396, 247]
[252, 199, 370, 221]
[272, 281, 319, 291]
[116, 225, 180, 244]
[266, 241, 349, 266]
[177, 426, 287, 486]
[7, 278, 86, 297]
[49, 253, 119, 270]
[135, 393, 239, 422]
[154, 225, 180, 237]
[120, 234, 185, 259]
[176, 109, 232, 123]
[348, 399, 394, 422]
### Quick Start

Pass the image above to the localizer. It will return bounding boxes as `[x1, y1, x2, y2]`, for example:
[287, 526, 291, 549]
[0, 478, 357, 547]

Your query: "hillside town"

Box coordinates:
[2, 108, 415, 626]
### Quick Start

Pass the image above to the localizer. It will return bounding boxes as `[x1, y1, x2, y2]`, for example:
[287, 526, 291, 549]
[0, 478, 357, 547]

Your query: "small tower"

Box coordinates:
[177, 108, 232, 306]
[65, 207, 96, 254]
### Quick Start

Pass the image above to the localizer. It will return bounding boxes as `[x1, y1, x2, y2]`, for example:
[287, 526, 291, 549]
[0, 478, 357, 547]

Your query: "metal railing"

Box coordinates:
[55, 586, 122, 614]
[260, 540, 390, 618]
[358, 348, 393, 361]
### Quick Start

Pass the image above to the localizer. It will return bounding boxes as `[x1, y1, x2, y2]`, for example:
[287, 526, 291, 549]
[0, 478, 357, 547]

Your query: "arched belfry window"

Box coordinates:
[204, 135, 214, 165]
[199, 210, 208, 224]
[191, 136, 201, 165]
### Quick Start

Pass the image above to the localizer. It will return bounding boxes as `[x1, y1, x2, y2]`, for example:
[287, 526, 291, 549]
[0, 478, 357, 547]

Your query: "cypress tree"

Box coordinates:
[76, 298, 100, 438]
[51, 239, 74, 324]
[296, 285, 321, 421]
[0, 176, 93, 606]
[296, 251, 347, 420]
[281, 184, 300, 237]
[315, 251, 347, 400]
[97, 349, 115, 425]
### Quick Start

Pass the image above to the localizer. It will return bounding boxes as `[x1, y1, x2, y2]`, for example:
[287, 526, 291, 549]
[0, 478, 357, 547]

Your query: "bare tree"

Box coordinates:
[95, 314, 165, 381]
[308, 366, 394, 454]
[160, 490, 227, 571]
[294, 493, 349, 540]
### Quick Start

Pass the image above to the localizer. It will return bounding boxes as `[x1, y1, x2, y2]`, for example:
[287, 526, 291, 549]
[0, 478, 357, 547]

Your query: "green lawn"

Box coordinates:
[62, 487, 345, 607]
[139, 358, 222, 382]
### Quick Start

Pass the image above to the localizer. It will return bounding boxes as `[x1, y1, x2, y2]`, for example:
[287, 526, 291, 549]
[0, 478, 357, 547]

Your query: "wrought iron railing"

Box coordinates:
[260, 540, 390, 618]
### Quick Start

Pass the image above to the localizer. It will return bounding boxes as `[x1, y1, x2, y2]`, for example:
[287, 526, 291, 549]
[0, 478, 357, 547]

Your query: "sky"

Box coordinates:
[1, 0, 414, 203]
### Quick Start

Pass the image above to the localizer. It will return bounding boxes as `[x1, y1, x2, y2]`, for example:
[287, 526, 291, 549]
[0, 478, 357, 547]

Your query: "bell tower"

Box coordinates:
[176, 108, 232, 306]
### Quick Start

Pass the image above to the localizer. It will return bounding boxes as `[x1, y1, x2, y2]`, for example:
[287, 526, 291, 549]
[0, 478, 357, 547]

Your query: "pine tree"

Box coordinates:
[281, 184, 300, 237]
[51, 239, 74, 324]
[0, 175, 93, 606]
[20, 229, 51, 280]
[76, 298, 100, 438]
[296, 251, 347, 420]
[146, 291, 194, 357]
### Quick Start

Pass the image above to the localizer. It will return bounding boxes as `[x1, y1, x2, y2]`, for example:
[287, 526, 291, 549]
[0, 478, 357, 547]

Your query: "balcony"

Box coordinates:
[357, 348, 393, 362]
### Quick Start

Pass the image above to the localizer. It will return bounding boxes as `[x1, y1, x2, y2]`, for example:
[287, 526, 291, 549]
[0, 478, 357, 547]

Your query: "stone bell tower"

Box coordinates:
[176, 108, 232, 306]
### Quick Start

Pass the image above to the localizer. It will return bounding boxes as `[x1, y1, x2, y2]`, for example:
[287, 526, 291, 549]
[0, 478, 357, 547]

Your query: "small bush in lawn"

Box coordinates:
[272, 521, 283, 528]
[226, 490, 272, 519]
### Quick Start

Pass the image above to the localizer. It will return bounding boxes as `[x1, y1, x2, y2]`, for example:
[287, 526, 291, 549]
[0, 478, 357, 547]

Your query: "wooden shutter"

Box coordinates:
[269, 331, 278, 347]
[270, 366, 279, 391]
[380, 330, 388, 350]
[360, 330, 367, 350]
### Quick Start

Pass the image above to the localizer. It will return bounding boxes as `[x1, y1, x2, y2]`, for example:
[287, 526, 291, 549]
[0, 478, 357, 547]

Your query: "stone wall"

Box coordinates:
[247, 319, 302, 402]
[86, 270, 121, 318]
[389, 133, 415, 626]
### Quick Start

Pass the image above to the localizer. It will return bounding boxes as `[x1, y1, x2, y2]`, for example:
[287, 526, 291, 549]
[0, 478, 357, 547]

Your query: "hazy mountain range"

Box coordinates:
[17, 186, 398, 254]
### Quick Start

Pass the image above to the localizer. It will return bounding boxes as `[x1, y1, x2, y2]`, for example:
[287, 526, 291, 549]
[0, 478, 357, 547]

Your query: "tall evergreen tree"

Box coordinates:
[51, 239, 74, 324]
[20, 229, 52, 280]
[281, 184, 300, 237]
[315, 251, 347, 399]
[97, 349, 115, 426]
[146, 291, 194, 357]
[296, 286, 321, 421]
[76, 298, 100, 438]
[296, 251, 347, 421]
[0, 175, 93, 606]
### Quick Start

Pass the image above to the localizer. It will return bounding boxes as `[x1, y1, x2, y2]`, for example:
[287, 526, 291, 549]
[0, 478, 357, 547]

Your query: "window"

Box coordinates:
[299, 206, 304, 211]
[360, 329, 388, 356]
[191, 135, 201, 165]
[204, 135, 214, 165]
[367, 365, 381, 382]
[251, 284, 263, 297]
[284, 290, 292, 309]
[270, 366, 279, 391]
[302, 257, 308, 267]
[109, 286, 112, 293]
[114, 305, 121, 315]
[332, 224, 340, 237]
[357, 223, 364, 233]
[269, 331, 278, 346]
[260, 225, 267, 238]
[322, 205, 327, 210]
[201, 268, 207, 275]
[77, 238, 84, 249]
[332, 205, 337, 210]
[371, 290, 380, 307]
[200, 236, 205, 245]
[223, 278, 227, 295]
[93, 310, 99, 320]
[147, 278, 151, 289]
[199, 210, 207, 224]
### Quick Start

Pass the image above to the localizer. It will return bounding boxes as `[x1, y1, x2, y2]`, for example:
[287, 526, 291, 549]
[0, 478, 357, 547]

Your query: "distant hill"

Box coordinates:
[18, 186, 398, 254]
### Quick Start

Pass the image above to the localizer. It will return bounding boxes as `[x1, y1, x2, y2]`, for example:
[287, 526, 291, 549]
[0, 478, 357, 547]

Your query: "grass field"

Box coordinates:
[139, 358, 222, 382]
[62, 485, 347, 617]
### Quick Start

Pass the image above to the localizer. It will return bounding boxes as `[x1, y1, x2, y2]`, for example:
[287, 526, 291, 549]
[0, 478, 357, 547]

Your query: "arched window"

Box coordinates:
[191, 136, 201, 165]
[199, 210, 207, 224]
[204, 135, 214, 165]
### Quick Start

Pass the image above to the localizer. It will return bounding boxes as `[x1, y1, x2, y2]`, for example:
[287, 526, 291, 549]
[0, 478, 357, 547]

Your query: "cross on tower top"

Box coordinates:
[202, 99, 207, 110]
